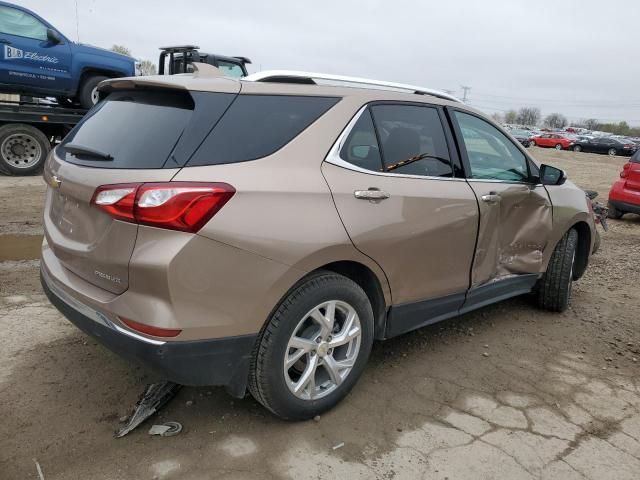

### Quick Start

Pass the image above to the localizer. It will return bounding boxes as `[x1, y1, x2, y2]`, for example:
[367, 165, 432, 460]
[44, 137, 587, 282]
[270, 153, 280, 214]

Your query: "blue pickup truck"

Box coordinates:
[0, 1, 137, 108]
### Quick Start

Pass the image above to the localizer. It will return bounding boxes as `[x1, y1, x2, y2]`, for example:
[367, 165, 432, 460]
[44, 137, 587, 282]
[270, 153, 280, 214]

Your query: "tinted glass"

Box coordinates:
[188, 95, 339, 166]
[0, 6, 47, 40]
[59, 90, 196, 169]
[370, 104, 452, 177]
[631, 151, 640, 163]
[339, 109, 382, 172]
[455, 111, 529, 182]
[217, 60, 244, 78]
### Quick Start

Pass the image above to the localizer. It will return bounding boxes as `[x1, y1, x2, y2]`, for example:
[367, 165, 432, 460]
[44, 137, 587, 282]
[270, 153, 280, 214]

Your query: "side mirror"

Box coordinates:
[540, 164, 567, 185]
[350, 145, 371, 159]
[46, 28, 62, 44]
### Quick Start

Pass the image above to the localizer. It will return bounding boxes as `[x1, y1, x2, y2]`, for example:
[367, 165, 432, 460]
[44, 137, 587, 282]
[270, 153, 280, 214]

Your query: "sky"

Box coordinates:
[17, 0, 640, 125]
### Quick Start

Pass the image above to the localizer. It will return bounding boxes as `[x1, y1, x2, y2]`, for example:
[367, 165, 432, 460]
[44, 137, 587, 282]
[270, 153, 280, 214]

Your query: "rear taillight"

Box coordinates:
[621, 163, 631, 178]
[120, 317, 182, 337]
[91, 182, 235, 233]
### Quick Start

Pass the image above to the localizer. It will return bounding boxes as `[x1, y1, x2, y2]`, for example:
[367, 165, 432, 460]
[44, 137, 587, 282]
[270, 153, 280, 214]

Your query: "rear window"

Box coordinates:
[59, 90, 197, 169]
[186, 95, 339, 167]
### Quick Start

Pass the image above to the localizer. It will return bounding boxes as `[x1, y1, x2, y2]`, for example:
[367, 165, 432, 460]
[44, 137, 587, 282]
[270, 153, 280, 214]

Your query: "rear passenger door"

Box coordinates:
[321, 103, 479, 335]
[449, 110, 552, 301]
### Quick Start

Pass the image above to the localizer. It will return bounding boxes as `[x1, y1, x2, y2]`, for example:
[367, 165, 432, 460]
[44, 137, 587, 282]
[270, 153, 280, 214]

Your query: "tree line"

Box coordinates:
[111, 44, 157, 75]
[490, 107, 640, 136]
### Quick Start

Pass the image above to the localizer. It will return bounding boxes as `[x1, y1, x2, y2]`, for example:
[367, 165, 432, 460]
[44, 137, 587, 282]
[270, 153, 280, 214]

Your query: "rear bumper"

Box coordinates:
[41, 266, 257, 396]
[608, 200, 640, 215]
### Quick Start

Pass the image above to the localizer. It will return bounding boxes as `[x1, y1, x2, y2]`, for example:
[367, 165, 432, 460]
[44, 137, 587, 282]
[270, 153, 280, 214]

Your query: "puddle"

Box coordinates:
[0, 234, 43, 261]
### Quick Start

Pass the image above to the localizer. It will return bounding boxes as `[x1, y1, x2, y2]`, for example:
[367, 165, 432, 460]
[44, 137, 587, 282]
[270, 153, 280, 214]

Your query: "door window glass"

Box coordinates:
[0, 6, 48, 41]
[217, 60, 244, 78]
[339, 109, 382, 172]
[370, 104, 453, 177]
[455, 111, 529, 182]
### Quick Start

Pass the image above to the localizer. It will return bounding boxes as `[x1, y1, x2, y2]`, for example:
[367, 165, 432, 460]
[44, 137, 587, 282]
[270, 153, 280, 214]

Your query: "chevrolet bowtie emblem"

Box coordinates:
[49, 175, 62, 188]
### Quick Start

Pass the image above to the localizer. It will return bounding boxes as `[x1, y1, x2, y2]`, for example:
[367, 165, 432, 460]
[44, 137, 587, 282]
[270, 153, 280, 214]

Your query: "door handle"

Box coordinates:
[354, 189, 390, 200]
[481, 193, 501, 204]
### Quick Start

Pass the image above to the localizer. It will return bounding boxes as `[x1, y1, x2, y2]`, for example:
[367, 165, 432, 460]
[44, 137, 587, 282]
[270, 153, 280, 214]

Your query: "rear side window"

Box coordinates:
[632, 151, 640, 163]
[371, 104, 453, 177]
[187, 95, 339, 167]
[339, 110, 383, 172]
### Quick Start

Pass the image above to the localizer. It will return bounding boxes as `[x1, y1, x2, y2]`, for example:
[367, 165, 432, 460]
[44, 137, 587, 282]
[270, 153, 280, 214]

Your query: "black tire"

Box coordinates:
[0, 123, 51, 175]
[555, 143, 563, 150]
[530, 140, 536, 147]
[248, 272, 374, 420]
[608, 148, 617, 156]
[537, 229, 578, 312]
[607, 201, 624, 219]
[573, 145, 582, 152]
[78, 75, 108, 109]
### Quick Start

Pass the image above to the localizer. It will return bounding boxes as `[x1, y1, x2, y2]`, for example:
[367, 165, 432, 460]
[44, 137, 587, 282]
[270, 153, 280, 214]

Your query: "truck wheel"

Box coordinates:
[607, 201, 624, 219]
[248, 272, 374, 420]
[78, 75, 108, 109]
[537, 229, 578, 313]
[0, 124, 51, 175]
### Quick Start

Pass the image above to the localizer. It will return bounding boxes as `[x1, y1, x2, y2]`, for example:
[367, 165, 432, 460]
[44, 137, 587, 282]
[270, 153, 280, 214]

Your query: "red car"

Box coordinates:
[531, 133, 576, 150]
[608, 151, 640, 218]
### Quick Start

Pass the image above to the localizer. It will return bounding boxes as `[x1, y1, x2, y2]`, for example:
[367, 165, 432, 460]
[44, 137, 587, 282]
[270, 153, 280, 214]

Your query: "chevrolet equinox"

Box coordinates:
[41, 66, 597, 420]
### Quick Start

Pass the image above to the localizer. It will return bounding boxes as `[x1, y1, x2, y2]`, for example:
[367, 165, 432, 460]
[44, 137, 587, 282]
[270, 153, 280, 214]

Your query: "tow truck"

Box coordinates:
[0, 45, 251, 175]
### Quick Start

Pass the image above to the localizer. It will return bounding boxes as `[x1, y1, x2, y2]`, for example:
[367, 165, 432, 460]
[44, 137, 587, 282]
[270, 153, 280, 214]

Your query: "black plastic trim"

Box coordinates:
[41, 270, 257, 397]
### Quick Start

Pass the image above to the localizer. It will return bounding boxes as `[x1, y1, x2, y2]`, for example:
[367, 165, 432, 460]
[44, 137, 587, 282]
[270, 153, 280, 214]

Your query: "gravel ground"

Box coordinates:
[1, 147, 639, 480]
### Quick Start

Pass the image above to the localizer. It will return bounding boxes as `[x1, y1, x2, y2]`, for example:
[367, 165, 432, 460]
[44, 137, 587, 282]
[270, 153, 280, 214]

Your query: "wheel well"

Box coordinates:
[571, 221, 591, 280]
[319, 261, 388, 340]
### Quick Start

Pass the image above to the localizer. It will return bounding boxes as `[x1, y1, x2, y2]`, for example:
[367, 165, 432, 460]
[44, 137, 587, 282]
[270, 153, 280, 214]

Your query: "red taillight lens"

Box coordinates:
[120, 317, 182, 338]
[621, 163, 631, 178]
[91, 182, 235, 233]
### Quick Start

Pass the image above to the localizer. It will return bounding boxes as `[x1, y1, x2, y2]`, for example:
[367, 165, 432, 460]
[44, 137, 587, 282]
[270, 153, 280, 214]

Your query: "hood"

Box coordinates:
[74, 43, 135, 62]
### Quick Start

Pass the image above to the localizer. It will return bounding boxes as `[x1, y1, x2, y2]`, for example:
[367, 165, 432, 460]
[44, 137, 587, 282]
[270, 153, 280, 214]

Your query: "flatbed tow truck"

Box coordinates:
[0, 45, 250, 176]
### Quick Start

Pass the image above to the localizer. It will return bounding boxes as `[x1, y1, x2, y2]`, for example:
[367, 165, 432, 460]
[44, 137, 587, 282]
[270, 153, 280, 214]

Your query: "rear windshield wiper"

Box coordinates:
[64, 143, 114, 161]
[384, 153, 449, 172]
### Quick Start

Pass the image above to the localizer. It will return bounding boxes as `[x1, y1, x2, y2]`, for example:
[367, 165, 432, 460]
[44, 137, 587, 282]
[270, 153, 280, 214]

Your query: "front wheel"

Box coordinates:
[555, 143, 563, 150]
[248, 272, 374, 420]
[0, 123, 51, 175]
[573, 145, 582, 152]
[537, 229, 578, 312]
[530, 140, 536, 147]
[608, 148, 617, 156]
[78, 75, 108, 109]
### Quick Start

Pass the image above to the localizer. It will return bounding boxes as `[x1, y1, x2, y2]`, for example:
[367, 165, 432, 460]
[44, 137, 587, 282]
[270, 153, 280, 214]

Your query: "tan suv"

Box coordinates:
[41, 67, 597, 420]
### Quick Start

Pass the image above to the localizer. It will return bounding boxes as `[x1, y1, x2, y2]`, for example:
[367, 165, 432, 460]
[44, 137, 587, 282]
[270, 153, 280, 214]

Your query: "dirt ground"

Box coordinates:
[1, 148, 640, 480]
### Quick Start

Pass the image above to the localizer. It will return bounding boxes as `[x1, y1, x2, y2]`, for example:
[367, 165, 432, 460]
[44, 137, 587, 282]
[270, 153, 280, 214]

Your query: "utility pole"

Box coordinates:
[460, 85, 471, 103]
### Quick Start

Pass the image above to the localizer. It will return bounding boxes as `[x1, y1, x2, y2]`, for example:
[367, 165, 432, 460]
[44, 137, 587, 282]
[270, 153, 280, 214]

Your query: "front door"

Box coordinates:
[0, 4, 72, 93]
[450, 110, 552, 303]
[322, 103, 479, 335]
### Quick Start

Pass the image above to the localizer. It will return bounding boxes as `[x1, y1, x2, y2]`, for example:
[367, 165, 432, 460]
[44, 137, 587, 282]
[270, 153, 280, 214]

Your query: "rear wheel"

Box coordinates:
[249, 272, 374, 420]
[573, 145, 582, 152]
[0, 124, 51, 175]
[537, 229, 578, 312]
[607, 201, 624, 219]
[555, 143, 563, 150]
[530, 140, 536, 147]
[608, 148, 617, 156]
[78, 75, 108, 109]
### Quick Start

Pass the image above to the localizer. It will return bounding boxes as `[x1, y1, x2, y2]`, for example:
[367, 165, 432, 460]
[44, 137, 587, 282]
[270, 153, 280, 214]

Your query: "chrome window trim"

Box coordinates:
[324, 105, 466, 182]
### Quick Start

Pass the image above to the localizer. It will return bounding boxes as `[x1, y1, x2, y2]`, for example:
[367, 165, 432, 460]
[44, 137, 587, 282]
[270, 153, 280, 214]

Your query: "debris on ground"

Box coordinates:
[33, 458, 45, 480]
[148, 421, 182, 437]
[332, 442, 345, 450]
[115, 382, 182, 438]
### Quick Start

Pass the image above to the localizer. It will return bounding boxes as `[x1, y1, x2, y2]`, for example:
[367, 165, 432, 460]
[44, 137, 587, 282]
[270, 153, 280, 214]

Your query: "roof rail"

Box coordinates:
[244, 70, 461, 103]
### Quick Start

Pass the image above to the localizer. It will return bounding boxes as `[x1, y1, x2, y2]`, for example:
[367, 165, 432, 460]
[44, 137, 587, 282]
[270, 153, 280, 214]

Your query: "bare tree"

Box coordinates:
[504, 110, 518, 124]
[138, 60, 157, 76]
[583, 118, 599, 130]
[516, 107, 541, 126]
[544, 113, 568, 129]
[490, 112, 503, 123]
[111, 45, 132, 56]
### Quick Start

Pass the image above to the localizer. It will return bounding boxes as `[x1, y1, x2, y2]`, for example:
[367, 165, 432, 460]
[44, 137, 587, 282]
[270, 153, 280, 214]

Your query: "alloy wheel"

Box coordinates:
[283, 300, 361, 400]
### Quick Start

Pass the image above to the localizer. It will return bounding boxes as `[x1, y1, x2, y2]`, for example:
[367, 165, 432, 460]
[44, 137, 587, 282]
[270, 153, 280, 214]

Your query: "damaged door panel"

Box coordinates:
[468, 182, 552, 286]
